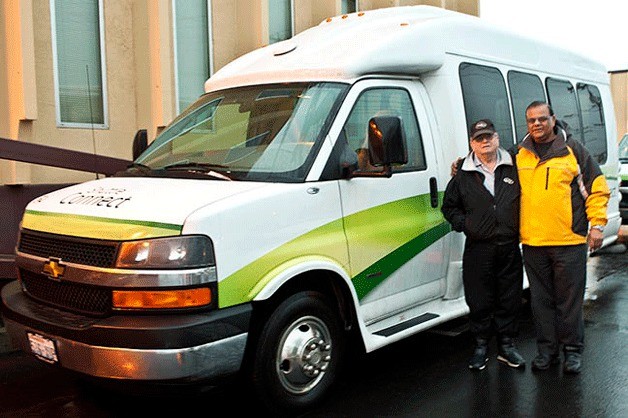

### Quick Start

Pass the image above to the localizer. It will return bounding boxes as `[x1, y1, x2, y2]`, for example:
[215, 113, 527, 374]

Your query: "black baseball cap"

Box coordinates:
[469, 119, 496, 140]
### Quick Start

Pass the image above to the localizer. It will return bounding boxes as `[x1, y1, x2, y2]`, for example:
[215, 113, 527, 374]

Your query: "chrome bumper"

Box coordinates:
[3, 316, 247, 381]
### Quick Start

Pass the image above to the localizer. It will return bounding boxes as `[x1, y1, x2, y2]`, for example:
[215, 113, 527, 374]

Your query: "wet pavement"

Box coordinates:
[0, 231, 626, 417]
[301, 243, 628, 417]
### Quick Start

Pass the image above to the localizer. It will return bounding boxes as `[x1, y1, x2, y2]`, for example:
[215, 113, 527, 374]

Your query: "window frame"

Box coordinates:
[459, 62, 514, 149]
[172, 0, 214, 114]
[50, 0, 109, 129]
[546, 77, 583, 142]
[268, 0, 294, 44]
[507, 70, 546, 144]
[341, 86, 427, 174]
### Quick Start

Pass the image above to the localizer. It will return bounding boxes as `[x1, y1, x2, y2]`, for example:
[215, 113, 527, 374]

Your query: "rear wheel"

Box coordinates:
[251, 291, 345, 414]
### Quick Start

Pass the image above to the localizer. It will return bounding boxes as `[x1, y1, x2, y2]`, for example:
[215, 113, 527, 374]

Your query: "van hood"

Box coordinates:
[22, 177, 269, 240]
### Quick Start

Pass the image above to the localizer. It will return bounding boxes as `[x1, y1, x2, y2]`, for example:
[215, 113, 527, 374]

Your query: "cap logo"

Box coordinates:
[475, 121, 488, 129]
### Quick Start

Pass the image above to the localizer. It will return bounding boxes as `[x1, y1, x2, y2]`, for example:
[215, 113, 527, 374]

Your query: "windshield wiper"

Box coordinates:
[163, 161, 233, 181]
[126, 162, 153, 173]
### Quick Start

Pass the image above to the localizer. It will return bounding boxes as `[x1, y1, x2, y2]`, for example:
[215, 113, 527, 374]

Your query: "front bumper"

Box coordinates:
[1, 281, 251, 382]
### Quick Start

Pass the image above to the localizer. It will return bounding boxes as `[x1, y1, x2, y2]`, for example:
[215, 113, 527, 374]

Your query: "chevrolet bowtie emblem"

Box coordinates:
[43, 258, 66, 280]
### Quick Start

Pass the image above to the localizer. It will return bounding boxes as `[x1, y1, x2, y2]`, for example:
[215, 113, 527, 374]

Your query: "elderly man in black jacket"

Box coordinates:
[441, 119, 525, 371]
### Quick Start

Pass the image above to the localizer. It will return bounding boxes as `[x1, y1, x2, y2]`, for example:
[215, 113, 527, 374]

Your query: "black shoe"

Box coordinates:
[531, 353, 560, 371]
[468, 342, 489, 371]
[563, 352, 582, 374]
[497, 341, 525, 369]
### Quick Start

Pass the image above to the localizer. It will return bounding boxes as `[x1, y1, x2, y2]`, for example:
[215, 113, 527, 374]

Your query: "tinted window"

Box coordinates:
[342, 88, 426, 173]
[577, 83, 607, 163]
[508, 71, 546, 143]
[546, 78, 583, 141]
[460, 63, 514, 148]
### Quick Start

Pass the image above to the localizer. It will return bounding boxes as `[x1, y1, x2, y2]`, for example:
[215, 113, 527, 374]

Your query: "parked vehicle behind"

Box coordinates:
[619, 133, 628, 224]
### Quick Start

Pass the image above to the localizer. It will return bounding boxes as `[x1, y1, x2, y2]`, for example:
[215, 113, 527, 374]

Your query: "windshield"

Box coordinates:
[134, 82, 347, 182]
[619, 134, 628, 161]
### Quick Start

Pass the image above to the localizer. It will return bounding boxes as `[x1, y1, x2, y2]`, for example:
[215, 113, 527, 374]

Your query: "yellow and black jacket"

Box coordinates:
[517, 124, 610, 246]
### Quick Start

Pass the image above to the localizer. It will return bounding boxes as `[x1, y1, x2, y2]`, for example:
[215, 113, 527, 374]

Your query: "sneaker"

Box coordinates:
[531, 353, 560, 371]
[468, 342, 489, 371]
[497, 342, 526, 369]
[563, 352, 582, 374]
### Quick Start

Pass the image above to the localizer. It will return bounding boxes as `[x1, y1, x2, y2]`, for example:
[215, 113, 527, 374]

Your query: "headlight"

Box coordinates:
[116, 235, 215, 269]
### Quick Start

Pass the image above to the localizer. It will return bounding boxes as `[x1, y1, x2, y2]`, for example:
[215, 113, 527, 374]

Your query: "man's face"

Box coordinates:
[470, 132, 499, 157]
[526, 105, 556, 143]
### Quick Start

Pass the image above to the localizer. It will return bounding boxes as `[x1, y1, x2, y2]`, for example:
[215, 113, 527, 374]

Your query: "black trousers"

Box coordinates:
[462, 240, 523, 341]
[522, 244, 587, 355]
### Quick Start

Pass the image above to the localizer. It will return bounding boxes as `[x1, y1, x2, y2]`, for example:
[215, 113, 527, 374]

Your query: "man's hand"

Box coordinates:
[450, 157, 463, 177]
[587, 228, 604, 251]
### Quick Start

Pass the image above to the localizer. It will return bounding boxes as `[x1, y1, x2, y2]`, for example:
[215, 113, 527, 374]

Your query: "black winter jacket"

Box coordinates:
[441, 149, 520, 243]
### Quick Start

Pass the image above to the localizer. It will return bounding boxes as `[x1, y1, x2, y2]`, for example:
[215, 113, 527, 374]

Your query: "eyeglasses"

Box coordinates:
[526, 116, 552, 124]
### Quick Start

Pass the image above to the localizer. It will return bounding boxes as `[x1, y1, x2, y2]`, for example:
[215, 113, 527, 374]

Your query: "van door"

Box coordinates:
[337, 79, 448, 324]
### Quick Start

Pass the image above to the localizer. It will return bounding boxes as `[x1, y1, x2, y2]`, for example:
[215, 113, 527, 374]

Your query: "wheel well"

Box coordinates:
[255, 270, 355, 330]
[241, 269, 362, 373]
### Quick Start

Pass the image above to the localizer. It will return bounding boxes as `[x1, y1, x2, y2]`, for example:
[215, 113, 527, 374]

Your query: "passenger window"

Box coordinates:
[546, 78, 583, 142]
[507, 71, 546, 143]
[577, 83, 607, 163]
[460, 63, 514, 149]
[342, 88, 426, 173]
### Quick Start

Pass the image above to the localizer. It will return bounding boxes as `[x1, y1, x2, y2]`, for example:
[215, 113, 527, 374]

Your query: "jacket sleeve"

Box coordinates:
[441, 173, 466, 232]
[569, 137, 610, 227]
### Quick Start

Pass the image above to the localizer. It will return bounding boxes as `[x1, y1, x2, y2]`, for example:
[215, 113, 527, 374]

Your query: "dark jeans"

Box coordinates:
[522, 244, 587, 355]
[462, 240, 523, 341]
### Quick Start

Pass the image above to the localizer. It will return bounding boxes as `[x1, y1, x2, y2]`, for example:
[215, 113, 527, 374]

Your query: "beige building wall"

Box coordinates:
[29, 0, 628, 188]
[610, 71, 628, 141]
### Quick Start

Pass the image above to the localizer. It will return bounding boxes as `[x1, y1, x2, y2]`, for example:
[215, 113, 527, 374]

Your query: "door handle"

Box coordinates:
[429, 177, 438, 208]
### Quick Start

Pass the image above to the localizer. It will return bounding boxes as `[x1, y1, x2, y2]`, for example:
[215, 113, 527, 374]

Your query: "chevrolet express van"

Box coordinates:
[1, 6, 621, 414]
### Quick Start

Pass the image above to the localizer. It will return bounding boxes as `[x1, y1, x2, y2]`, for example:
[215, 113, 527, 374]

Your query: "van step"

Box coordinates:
[426, 316, 469, 337]
[373, 312, 439, 337]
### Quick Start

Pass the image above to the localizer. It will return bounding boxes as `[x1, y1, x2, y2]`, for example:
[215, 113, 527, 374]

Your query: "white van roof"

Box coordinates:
[205, 6, 608, 92]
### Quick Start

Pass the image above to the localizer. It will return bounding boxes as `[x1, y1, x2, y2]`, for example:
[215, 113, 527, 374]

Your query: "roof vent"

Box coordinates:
[273, 42, 297, 56]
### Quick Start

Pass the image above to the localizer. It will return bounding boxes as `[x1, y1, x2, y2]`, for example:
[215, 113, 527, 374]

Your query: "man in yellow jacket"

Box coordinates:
[518, 101, 610, 374]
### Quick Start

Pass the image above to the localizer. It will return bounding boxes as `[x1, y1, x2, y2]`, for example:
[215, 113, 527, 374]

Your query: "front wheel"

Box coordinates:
[251, 291, 345, 414]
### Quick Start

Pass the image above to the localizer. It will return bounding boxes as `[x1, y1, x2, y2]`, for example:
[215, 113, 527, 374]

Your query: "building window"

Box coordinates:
[269, 0, 293, 44]
[173, 0, 213, 113]
[342, 0, 358, 14]
[51, 0, 107, 128]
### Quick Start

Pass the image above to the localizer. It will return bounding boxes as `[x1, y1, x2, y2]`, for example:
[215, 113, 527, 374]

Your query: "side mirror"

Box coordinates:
[367, 116, 407, 166]
[132, 129, 148, 160]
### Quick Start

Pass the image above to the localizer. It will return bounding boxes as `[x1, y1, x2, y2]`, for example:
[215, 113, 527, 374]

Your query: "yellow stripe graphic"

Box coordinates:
[22, 210, 181, 240]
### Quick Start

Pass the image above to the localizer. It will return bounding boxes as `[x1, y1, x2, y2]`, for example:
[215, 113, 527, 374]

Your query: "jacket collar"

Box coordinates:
[520, 127, 569, 161]
[461, 147, 513, 172]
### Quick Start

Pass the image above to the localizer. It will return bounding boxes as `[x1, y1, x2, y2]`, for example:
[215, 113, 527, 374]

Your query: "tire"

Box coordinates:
[251, 291, 345, 415]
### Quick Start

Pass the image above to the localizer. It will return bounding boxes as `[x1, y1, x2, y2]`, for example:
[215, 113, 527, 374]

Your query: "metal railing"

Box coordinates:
[0, 137, 132, 280]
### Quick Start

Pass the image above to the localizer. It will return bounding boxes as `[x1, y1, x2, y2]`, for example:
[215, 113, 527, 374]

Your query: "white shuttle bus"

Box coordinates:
[1, 6, 621, 414]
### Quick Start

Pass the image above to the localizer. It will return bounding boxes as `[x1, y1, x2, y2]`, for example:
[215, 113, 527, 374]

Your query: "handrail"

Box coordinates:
[0, 137, 132, 176]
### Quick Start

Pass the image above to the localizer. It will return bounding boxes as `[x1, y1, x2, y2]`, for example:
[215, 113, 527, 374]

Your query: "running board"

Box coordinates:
[373, 312, 439, 337]
[426, 316, 469, 337]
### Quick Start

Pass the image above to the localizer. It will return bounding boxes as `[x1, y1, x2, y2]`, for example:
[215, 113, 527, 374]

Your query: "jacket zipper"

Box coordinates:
[545, 167, 549, 190]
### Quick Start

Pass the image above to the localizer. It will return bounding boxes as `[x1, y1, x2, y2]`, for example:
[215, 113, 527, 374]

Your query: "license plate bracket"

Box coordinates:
[27, 332, 59, 364]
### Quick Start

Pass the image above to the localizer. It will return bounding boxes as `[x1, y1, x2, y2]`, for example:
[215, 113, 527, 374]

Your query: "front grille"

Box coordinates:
[20, 269, 112, 316]
[18, 230, 119, 268]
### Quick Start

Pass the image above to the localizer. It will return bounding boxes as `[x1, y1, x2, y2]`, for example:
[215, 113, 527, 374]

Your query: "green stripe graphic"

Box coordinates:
[219, 193, 451, 308]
